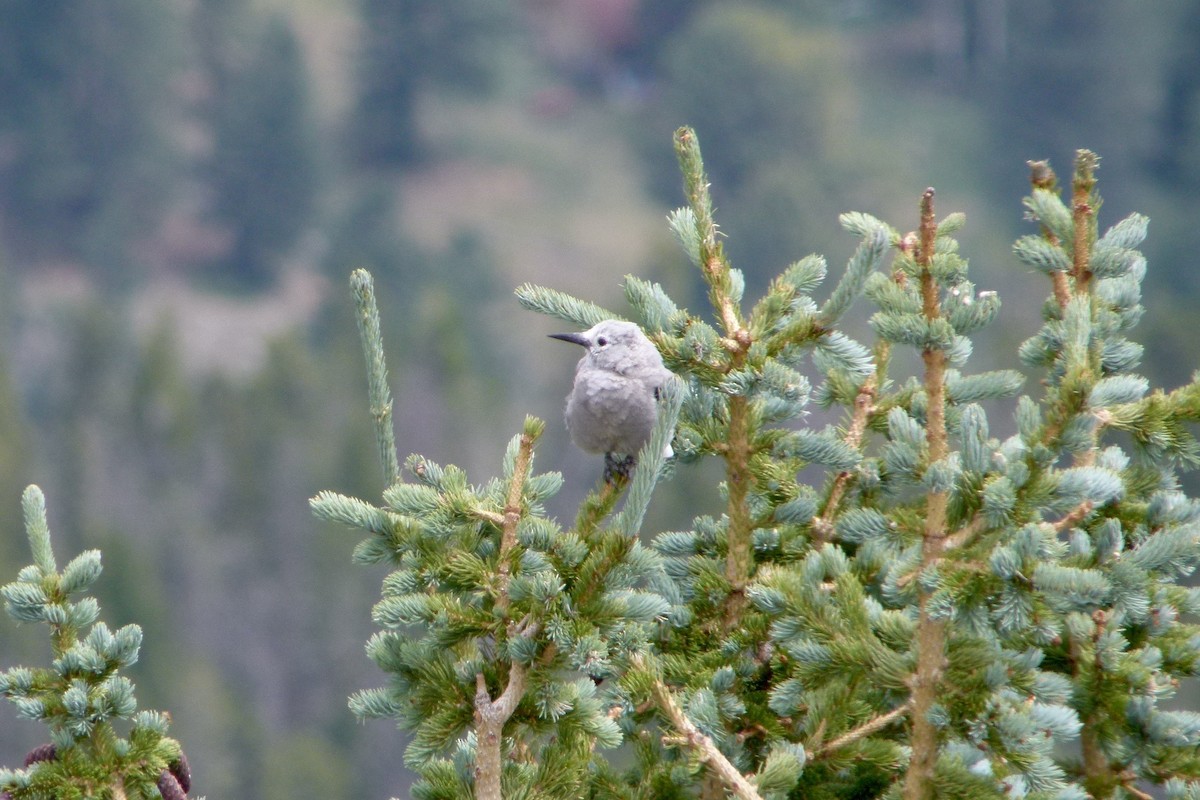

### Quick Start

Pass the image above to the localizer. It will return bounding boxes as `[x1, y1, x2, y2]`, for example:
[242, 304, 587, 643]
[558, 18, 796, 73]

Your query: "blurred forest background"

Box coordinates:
[2, 1, 1200, 797]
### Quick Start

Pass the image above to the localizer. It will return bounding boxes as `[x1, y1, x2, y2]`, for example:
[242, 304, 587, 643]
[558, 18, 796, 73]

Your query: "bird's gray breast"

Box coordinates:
[564, 369, 658, 455]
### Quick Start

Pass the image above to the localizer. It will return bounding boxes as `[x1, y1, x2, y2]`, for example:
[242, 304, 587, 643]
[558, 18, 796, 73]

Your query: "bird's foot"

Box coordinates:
[603, 453, 636, 484]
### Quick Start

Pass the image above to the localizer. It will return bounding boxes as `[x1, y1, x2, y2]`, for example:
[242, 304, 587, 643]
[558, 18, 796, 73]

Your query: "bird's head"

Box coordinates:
[549, 320, 647, 366]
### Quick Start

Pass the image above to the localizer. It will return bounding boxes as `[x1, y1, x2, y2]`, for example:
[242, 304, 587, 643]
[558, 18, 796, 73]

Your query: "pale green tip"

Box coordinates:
[21, 484, 56, 576]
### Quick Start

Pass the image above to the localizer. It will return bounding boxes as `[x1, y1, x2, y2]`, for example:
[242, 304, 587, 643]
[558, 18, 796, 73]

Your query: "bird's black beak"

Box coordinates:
[549, 332, 589, 347]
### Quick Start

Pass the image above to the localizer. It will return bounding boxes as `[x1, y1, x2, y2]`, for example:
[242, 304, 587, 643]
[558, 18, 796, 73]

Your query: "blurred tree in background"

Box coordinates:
[0, 2, 184, 278]
[350, 0, 514, 168]
[652, 5, 855, 286]
[205, 13, 322, 289]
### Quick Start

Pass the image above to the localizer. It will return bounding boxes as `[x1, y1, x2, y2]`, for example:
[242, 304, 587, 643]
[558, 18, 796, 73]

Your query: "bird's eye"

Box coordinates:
[596, 337, 608, 347]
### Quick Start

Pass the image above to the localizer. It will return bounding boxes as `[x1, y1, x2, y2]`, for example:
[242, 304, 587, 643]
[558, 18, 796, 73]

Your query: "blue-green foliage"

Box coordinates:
[321, 139, 1200, 800]
[0, 487, 183, 800]
[312, 409, 681, 798]
[627, 147, 1199, 798]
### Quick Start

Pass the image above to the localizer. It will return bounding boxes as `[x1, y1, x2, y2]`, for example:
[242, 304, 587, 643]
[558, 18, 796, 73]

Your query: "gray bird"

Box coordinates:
[550, 320, 673, 478]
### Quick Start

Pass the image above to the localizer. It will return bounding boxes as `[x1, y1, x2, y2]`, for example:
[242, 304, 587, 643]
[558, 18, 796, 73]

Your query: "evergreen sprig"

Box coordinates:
[0, 486, 192, 800]
[351, 268, 401, 487]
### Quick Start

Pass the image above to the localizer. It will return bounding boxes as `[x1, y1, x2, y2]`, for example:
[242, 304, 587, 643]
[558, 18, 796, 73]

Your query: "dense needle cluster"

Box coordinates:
[0, 486, 193, 800]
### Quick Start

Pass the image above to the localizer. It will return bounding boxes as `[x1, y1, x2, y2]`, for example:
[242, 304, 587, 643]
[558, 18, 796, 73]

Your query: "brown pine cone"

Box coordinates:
[157, 771, 186, 800]
[23, 743, 56, 767]
[168, 751, 191, 793]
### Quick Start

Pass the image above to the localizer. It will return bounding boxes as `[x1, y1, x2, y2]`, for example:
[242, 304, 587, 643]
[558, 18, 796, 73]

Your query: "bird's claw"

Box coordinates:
[603, 453, 636, 483]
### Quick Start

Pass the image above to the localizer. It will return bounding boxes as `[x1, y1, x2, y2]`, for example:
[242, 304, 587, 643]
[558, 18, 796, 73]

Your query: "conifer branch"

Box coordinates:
[1027, 159, 1057, 191]
[811, 701, 912, 758]
[1119, 774, 1155, 800]
[1061, 158, 1103, 466]
[21, 486, 55, 577]
[1053, 500, 1095, 531]
[495, 419, 539, 614]
[350, 269, 400, 487]
[917, 192, 942, 332]
[471, 422, 540, 800]
[471, 508, 507, 527]
[1052, 269, 1072, 310]
[722, 389, 755, 630]
[1027, 160, 1073, 309]
[1070, 150, 1099, 295]
[636, 655, 765, 800]
[615, 377, 684, 539]
[473, 658, 531, 800]
[574, 478, 626, 539]
[1075, 610, 1116, 798]
[674, 127, 744, 340]
[813, 368, 879, 542]
[943, 513, 987, 551]
[514, 283, 619, 329]
[905, 188, 950, 800]
[673, 127, 757, 633]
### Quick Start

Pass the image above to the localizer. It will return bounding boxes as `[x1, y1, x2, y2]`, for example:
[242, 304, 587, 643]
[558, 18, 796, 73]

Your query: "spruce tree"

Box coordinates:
[0, 487, 193, 800]
[0, 2, 183, 274]
[206, 13, 321, 288]
[316, 129, 1200, 799]
[350, 0, 509, 168]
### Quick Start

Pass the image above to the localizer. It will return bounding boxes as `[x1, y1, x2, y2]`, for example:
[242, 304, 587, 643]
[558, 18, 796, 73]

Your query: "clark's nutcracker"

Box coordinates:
[550, 320, 673, 478]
